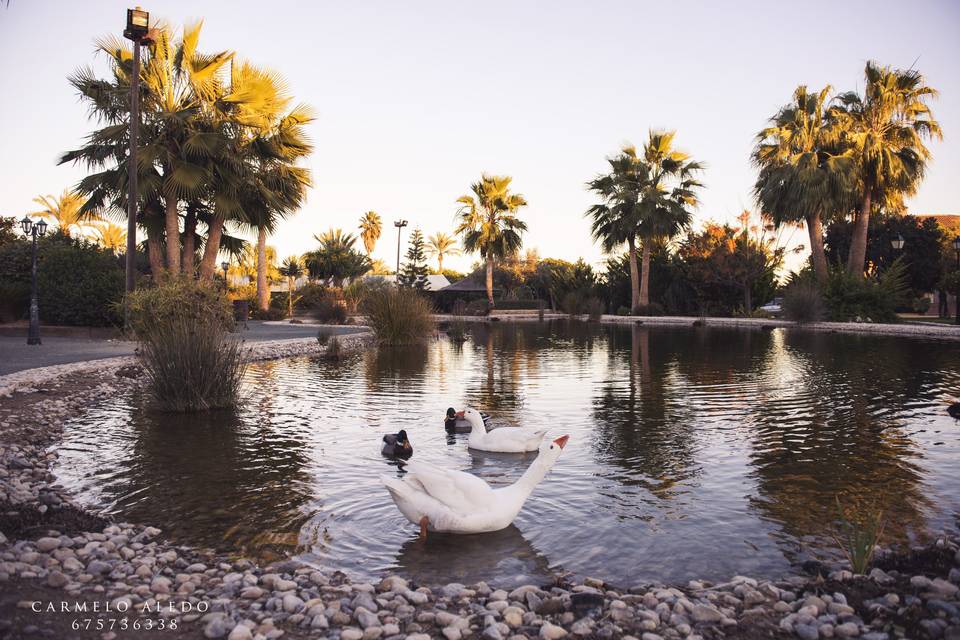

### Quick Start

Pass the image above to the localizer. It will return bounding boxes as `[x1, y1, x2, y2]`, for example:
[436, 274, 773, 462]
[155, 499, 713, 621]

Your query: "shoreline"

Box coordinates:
[1, 332, 958, 639]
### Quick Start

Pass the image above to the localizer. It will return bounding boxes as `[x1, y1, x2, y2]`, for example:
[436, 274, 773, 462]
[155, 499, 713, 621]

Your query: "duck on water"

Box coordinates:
[381, 430, 413, 457]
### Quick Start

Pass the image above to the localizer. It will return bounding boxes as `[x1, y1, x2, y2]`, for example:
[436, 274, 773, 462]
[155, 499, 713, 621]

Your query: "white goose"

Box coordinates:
[463, 407, 546, 453]
[381, 434, 569, 536]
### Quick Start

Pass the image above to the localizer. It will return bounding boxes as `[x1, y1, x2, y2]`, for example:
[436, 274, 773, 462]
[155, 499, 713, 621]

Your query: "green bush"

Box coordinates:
[587, 298, 605, 320]
[0, 232, 124, 326]
[465, 299, 490, 316]
[361, 285, 433, 344]
[632, 303, 665, 316]
[823, 261, 908, 323]
[128, 278, 246, 412]
[782, 282, 825, 323]
[295, 283, 330, 311]
[250, 306, 286, 321]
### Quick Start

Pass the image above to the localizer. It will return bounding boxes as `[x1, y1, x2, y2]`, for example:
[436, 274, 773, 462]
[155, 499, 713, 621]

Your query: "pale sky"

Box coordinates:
[1, 0, 958, 273]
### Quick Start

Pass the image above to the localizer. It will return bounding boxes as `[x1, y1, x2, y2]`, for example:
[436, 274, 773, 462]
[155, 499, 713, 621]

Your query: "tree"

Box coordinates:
[455, 174, 528, 308]
[830, 61, 941, 277]
[753, 85, 854, 283]
[93, 221, 127, 254]
[278, 256, 304, 317]
[359, 211, 382, 256]
[304, 229, 371, 288]
[398, 229, 430, 290]
[426, 232, 460, 273]
[31, 190, 102, 237]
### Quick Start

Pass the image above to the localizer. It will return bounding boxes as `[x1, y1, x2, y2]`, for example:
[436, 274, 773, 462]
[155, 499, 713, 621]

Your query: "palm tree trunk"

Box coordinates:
[486, 255, 495, 309]
[807, 212, 828, 283]
[257, 226, 269, 311]
[287, 276, 294, 318]
[198, 213, 225, 280]
[847, 191, 872, 277]
[437, 255, 444, 274]
[627, 238, 640, 312]
[147, 235, 163, 281]
[182, 209, 197, 277]
[639, 239, 651, 307]
[163, 191, 180, 275]
[744, 279, 752, 312]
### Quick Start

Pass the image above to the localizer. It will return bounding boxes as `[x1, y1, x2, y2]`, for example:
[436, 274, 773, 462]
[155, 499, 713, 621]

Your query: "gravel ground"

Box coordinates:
[1, 332, 959, 640]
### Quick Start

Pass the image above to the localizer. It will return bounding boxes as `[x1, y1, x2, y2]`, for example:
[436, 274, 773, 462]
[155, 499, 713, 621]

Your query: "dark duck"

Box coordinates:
[382, 429, 413, 457]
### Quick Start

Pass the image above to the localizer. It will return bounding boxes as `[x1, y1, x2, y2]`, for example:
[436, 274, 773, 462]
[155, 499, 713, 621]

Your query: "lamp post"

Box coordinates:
[394, 219, 408, 277]
[19, 216, 48, 345]
[891, 234, 905, 251]
[953, 235, 960, 326]
[221, 261, 230, 291]
[123, 7, 150, 298]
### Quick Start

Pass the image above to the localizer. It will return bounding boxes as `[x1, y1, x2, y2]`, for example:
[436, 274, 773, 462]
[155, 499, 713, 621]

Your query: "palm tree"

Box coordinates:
[635, 131, 704, 306]
[586, 148, 646, 310]
[426, 232, 460, 273]
[93, 221, 127, 253]
[278, 256, 304, 318]
[830, 61, 941, 277]
[455, 174, 528, 308]
[359, 211, 382, 256]
[31, 190, 101, 237]
[753, 86, 854, 283]
[304, 229, 371, 288]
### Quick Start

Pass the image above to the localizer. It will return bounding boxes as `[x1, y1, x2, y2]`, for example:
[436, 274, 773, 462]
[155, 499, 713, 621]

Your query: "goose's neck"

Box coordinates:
[514, 456, 552, 493]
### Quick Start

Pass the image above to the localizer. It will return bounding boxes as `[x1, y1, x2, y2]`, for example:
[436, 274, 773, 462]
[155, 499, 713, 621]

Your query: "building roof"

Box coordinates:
[436, 277, 499, 293]
[363, 274, 451, 292]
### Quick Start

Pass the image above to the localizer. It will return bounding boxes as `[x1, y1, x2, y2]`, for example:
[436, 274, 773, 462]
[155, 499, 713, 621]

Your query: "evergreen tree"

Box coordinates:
[398, 229, 430, 290]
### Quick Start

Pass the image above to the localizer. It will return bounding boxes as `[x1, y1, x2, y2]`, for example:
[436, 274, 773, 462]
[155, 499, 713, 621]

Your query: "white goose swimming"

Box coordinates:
[381, 434, 569, 536]
[463, 407, 546, 453]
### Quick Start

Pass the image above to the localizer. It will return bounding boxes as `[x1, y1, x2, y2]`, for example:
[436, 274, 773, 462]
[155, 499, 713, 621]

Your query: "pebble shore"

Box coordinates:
[1, 334, 959, 639]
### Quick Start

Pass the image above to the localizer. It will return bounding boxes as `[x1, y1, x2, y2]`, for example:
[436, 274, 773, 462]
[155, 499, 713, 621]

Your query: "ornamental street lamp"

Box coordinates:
[891, 234, 905, 251]
[394, 219, 408, 277]
[123, 7, 152, 300]
[953, 235, 960, 325]
[221, 261, 230, 290]
[19, 216, 48, 345]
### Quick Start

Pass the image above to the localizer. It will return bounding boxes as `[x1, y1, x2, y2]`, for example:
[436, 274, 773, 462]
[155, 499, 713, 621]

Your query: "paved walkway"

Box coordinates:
[0, 322, 363, 376]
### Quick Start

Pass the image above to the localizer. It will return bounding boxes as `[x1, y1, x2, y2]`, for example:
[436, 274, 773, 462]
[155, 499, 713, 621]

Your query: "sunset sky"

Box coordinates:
[1, 0, 957, 273]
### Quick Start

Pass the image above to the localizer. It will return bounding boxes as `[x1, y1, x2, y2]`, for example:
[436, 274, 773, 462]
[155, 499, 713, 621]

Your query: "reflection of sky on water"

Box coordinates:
[56, 321, 960, 585]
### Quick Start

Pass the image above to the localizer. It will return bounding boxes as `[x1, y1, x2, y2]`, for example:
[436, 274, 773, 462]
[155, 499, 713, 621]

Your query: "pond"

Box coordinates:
[56, 321, 960, 588]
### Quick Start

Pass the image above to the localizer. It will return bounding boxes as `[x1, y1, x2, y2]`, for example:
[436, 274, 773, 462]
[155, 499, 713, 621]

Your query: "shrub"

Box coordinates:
[823, 261, 908, 323]
[783, 282, 825, 323]
[250, 306, 286, 321]
[830, 496, 886, 574]
[361, 286, 433, 344]
[127, 278, 246, 412]
[465, 299, 490, 316]
[616, 306, 631, 316]
[313, 296, 347, 324]
[446, 319, 468, 343]
[632, 303, 665, 316]
[0, 232, 124, 326]
[295, 283, 330, 311]
[587, 297, 605, 320]
[495, 299, 545, 310]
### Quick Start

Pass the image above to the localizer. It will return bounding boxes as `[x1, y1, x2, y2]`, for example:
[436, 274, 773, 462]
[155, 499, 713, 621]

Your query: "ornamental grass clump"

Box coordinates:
[830, 495, 886, 574]
[361, 285, 433, 345]
[127, 278, 246, 412]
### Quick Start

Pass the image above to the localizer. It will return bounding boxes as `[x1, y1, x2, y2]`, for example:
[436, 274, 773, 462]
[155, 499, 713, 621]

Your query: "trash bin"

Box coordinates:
[232, 300, 249, 324]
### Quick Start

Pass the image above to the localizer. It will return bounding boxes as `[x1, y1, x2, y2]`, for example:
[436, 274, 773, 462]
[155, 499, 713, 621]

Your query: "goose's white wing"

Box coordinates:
[403, 460, 496, 511]
[489, 428, 546, 445]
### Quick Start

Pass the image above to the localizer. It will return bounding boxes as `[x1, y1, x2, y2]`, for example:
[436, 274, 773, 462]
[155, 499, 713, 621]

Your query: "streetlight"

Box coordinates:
[221, 261, 230, 290]
[953, 235, 960, 326]
[19, 216, 48, 345]
[123, 7, 152, 298]
[394, 219, 408, 277]
[891, 234, 905, 251]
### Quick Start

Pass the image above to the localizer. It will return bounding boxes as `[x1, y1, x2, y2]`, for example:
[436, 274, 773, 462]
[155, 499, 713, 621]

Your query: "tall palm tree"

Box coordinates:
[455, 174, 528, 308]
[586, 147, 646, 310]
[31, 190, 102, 237]
[359, 211, 382, 256]
[753, 86, 854, 283]
[636, 131, 704, 306]
[278, 256, 304, 318]
[830, 61, 941, 277]
[426, 232, 460, 273]
[93, 221, 127, 253]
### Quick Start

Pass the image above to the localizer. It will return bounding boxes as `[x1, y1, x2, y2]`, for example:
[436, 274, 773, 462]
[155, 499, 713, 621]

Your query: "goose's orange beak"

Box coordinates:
[553, 435, 569, 449]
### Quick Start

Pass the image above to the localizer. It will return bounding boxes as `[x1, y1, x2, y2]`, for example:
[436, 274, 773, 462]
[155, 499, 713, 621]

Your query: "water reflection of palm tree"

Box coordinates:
[591, 325, 701, 500]
[363, 345, 430, 394]
[390, 524, 555, 588]
[116, 402, 312, 562]
[465, 324, 524, 413]
[746, 331, 938, 564]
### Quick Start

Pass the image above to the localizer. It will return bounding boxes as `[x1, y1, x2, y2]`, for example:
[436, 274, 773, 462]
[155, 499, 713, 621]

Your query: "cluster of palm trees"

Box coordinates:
[61, 21, 313, 310]
[586, 132, 704, 311]
[355, 211, 462, 276]
[753, 61, 941, 284]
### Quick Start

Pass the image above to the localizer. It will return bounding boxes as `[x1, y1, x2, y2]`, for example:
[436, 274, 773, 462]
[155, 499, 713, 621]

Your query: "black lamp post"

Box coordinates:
[221, 261, 230, 290]
[19, 216, 48, 345]
[123, 7, 151, 298]
[953, 235, 960, 326]
[891, 234, 905, 251]
[394, 219, 408, 277]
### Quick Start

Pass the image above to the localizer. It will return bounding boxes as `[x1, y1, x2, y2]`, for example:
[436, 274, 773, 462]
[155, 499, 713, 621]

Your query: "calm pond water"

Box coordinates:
[56, 322, 960, 587]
